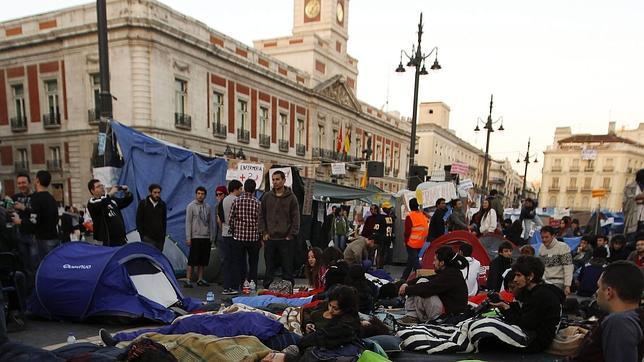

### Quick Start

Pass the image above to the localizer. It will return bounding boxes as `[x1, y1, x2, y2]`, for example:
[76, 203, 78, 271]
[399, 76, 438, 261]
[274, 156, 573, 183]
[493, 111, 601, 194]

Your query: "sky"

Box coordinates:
[3, 0, 643, 182]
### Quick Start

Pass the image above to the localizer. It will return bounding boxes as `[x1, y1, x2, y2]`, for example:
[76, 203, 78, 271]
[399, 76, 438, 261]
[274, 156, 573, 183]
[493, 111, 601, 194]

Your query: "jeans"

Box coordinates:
[334, 234, 347, 250]
[402, 246, 421, 281]
[239, 241, 261, 283]
[376, 239, 393, 268]
[263, 239, 294, 289]
[221, 236, 242, 290]
[36, 239, 59, 266]
[17, 233, 38, 278]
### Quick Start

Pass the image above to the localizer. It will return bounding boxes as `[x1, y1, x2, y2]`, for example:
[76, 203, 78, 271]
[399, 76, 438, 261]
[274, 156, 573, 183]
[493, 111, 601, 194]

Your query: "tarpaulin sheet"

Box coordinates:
[110, 121, 227, 254]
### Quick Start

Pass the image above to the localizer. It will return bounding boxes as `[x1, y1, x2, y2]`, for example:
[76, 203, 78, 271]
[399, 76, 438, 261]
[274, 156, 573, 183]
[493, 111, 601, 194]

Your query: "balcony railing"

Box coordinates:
[43, 112, 61, 128]
[602, 166, 614, 172]
[321, 149, 334, 160]
[237, 128, 250, 143]
[551, 166, 562, 172]
[278, 139, 289, 152]
[296, 144, 305, 156]
[312, 147, 321, 158]
[259, 134, 271, 148]
[10, 116, 27, 132]
[14, 160, 29, 173]
[88, 109, 100, 125]
[548, 186, 560, 192]
[581, 186, 592, 192]
[566, 187, 577, 193]
[569, 166, 579, 172]
[174, 113, 191, 130]
[47, 159, 62, 171]
[584, 166, 594, 172]
[212, 122, 227, 138]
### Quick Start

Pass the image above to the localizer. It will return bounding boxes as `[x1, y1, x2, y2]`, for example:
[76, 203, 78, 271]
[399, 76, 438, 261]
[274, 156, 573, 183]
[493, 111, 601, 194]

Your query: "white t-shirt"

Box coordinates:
[461, 256, 481, 297]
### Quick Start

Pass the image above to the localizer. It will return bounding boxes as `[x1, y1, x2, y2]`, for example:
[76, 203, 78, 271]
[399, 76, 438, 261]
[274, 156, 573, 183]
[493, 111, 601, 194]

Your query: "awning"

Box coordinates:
[312, 180, 376, 202]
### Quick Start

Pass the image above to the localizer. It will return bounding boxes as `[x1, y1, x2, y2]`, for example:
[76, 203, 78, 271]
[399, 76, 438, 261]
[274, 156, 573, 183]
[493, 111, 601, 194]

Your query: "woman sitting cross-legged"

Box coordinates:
[397, 246, 469, 325]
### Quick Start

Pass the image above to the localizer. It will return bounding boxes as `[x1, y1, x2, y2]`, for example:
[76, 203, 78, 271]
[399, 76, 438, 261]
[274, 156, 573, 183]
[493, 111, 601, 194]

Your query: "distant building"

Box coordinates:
[540, 122, 644, 211]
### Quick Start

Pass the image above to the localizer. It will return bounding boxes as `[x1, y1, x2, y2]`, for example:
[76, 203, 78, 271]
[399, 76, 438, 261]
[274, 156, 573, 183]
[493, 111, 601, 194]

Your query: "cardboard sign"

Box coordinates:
[227, 163, 264, 186]
[331, 162, 346, 175]
[458, 178, 474, 190]
[451, 162, 469, 175]
[302, 179, 315, 216]
[269, 167, 293, 188]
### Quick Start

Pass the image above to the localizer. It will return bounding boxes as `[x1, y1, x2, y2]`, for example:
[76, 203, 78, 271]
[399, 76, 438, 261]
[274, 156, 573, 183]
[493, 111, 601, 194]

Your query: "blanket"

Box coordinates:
[140, 332, 271, 362]
[396, 317, 529, 354]
[232, 295, 313, 308]
[259, 288, 323, 298]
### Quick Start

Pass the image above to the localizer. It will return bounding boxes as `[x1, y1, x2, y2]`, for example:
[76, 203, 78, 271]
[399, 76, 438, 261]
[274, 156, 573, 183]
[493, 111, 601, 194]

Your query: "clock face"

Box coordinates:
[336, 2, 344, 23]
[305, 0, 321, 19]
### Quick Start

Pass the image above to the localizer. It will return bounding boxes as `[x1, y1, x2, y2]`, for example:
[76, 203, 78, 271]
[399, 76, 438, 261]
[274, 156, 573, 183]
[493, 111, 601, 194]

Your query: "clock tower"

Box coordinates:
[254, 0, 358, 90]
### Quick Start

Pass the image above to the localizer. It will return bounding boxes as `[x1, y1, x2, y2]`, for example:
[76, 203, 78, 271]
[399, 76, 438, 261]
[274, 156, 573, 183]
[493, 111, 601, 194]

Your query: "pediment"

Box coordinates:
[314, 75, 362, 113]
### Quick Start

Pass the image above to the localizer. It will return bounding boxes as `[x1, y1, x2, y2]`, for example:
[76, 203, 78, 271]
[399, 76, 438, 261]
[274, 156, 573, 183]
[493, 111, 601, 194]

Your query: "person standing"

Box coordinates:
[184, 186, 215, 288]
[520, 198, 543, 242]
[538, 226, 573, 295]
[361, 204, 380, 239]
[373, 201, 396, 268]
[135, 184, 167, 251]
[478, 198, 498, 234]
[489, 190, 504, 227]
[459, 243, 481, 296]
[447, 199, 469, 232]
[260, 170, 300, 289]
[11, 171, 59, 263]
[330, 207, 349, 250]
[87, 180, 133, 246]
[428, 198, 447, 242]
[59, 206, 75, 243]
[229, 179, 262, 290]
[218, 180, 242, 294]
[623, 169, 644, 246]
[11, 173, 37, 278]
[402, 198, 429, 281]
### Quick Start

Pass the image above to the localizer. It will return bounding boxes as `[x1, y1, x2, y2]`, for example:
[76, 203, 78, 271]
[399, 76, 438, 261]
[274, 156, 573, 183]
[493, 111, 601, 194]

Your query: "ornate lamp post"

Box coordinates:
[474, 94, 504, 197]
[516, 138, 539, 199]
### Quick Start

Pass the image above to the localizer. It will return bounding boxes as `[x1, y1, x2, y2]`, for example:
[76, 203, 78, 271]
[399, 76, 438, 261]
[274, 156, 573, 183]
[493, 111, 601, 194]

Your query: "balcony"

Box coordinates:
[569, 166, 579, 172]
[259, 134, 271, 148]
[602, 166, 614, 172]
[584, 166, 594, 172]
[278, 139, 289, 152]
[548, 186, 560, 192]
[88, 109, 100, 125]
[174, 113, 191, 130]
[10, 116, 27, 132]
[312, 147, 321, 158]
[385, 167, 391, 175]
[14, 160, 29, 173]
[581, 186, 592, 193]
[393, 169, 399, 177]
[43, 112, 61, 129]
[566, 187, 578, 193]
[551, 166, 562, 172]
[321, 149, 334, 160]
[212, 123, 227, 138]
[47, 159, 62, 171]
[296, 144, 305, 156]
[237, 128, 250, 143]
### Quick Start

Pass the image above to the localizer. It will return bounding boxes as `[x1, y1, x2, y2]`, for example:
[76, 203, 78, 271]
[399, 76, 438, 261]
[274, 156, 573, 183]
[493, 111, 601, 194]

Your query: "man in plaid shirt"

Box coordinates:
[229, 179, 262, 286]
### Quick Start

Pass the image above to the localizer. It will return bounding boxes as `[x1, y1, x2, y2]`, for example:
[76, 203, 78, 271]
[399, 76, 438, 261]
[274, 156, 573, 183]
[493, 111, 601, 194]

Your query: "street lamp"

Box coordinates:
[474, 94, 504, 197]
[516, 138, 538, 199]
[395, 13, 441, 190]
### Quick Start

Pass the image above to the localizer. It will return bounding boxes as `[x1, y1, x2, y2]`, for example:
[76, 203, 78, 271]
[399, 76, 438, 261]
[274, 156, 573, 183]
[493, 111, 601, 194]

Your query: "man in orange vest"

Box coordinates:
[402, 198, 429, 281]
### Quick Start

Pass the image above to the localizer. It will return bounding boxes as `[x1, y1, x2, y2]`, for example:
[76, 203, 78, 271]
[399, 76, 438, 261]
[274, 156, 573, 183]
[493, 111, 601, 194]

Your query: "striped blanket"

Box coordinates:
[396, 317, 529, 354]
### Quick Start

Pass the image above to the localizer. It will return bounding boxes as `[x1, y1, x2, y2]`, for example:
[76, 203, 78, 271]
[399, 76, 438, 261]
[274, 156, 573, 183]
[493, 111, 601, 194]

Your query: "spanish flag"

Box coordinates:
[336, 125, 343, 153]
[360, 166, 368, 188]
[344, 127, 351, 154]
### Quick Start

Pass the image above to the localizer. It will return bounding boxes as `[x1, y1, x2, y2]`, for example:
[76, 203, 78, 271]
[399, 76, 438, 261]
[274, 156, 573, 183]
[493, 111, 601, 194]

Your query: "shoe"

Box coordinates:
[282, 344, 300, 357]
[397, 315, 419, 326]
[99, 328, 117, 347]
[222, 288, 239, 295]
[183, 281, 193, 288]
[197, 279, 210, 287]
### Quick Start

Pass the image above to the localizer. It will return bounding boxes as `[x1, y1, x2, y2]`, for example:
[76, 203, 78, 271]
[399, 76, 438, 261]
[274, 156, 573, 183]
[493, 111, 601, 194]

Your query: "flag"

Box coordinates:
[343, 127, 351, 154]
[336, 125, 343, 153]
[360, 167, 368, 188]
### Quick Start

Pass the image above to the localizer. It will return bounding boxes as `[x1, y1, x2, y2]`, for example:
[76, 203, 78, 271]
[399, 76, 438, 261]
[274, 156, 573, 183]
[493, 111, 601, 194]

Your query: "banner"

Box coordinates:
[331, 162, 346, 175]
[302, 179, 315, 216]
[581, 148, 597, 160]
[451, 162, 469, 175]
[458, 178, 474, 190]
[269, 167, 293, 188]
[226, 162, 264, 187]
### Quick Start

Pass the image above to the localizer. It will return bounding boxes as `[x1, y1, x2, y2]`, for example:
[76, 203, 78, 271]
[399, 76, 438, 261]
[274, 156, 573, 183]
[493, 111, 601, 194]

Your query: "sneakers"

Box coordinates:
[397, 315, 419, 326]
[183, 281, 194, 288]
[222, 288, 239, 295]
[197, 279, 210, 287]
[99, 328, 117, 347]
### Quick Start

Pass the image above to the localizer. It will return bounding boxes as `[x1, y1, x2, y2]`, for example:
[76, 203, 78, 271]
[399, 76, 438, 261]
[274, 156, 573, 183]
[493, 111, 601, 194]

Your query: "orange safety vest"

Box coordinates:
[406, 210, 429, 249]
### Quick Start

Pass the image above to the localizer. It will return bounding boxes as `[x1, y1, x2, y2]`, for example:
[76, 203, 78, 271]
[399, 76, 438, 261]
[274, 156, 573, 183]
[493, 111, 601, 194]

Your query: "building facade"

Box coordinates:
[0, 0, 410, 207]
[540, 122, 644, 211]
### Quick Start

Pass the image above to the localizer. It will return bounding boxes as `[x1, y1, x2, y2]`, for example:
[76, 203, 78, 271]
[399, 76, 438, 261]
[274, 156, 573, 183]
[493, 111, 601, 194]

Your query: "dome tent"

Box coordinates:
[28, 242, 199, 323]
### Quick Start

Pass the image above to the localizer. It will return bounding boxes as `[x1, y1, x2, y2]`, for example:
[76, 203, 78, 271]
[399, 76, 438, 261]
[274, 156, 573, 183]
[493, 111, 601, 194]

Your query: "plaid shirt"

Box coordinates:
[229, 192, 261, 242]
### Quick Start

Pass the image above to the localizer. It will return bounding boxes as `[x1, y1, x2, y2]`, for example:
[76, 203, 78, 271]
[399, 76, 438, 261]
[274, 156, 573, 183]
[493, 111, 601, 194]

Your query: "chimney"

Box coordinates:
[608, 121, 616, 134]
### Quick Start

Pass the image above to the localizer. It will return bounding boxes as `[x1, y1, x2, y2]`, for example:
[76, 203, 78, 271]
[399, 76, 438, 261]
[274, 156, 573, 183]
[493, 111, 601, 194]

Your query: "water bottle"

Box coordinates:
[249, 280, 256, 296]
[66, 332, 76, 344]
[206, 291, 215, 304]
[242, 279, 250, 295]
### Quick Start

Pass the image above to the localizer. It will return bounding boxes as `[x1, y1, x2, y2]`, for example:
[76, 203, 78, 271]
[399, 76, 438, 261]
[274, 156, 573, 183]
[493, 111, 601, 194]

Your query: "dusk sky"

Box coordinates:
[3, 0, 643, 182]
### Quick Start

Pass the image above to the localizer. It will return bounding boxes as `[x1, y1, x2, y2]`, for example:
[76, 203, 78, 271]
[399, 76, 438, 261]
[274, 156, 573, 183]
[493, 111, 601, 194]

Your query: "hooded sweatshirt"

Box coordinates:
[259, 186, 300, 240]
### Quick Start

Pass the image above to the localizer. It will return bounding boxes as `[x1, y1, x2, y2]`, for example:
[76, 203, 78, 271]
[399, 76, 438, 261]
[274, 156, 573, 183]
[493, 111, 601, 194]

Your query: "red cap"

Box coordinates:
[215, 186, 228, 195]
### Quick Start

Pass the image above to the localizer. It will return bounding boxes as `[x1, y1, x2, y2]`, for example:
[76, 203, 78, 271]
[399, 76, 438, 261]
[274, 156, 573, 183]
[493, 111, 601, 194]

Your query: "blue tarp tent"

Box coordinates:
[28, 242, 199, 323]
[110, 121, 228, 255]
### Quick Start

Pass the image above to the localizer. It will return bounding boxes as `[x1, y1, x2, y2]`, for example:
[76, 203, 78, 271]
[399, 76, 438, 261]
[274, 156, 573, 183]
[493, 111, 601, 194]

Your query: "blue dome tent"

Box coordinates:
[28, 242, 199, 323]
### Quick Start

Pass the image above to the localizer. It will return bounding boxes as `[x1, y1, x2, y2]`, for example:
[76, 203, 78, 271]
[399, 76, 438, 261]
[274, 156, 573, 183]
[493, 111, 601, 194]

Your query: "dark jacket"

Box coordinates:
[501, 283, 565, 353]
[136, 197, 167, 243]
[488, 255, 513, 291]
[448, 208, 468, 231]
[259, 187, 300, 240]
[87, 192, 133, 246]
[428, 208, 447, 240]
[405, 267, 469, 315]
[577, 258, 606, 297]
[298, 312, 361, 350]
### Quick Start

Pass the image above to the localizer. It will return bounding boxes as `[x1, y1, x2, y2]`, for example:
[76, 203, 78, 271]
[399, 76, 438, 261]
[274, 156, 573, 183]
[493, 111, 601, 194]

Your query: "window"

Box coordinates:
[552, 177, 559, 188]
[549, 196, 556, 206]
[553, 158, 561, 170]
[602, 177, 610, 189]
[332, 129, 338, 149]
[317, 125, 325, 148]
[296, 118, 304, 144]
[44, 79, 59, 117]
[259, 106, 269, 135]
[11, 84, 27, 120]
[582, 197, 589, 208]
[355, 137, 361, 158]
[385, 145, 391, 166]
[569, 177, 577, 187]
[49, 146, 61, 170]
[50, 146, 61, 162]
[571, 158, 580, 170]
[279, 113, 288, 140]
[583, 177, 592, 188]
[91, 73, 101, 110]
[394, 148, 400, 170]
[18, 149, 28, 163]
[212, 91, 224, 126]
[237, 99, 248, 131]
[376, 144, 382, 161]
[175, 79, 187, 114]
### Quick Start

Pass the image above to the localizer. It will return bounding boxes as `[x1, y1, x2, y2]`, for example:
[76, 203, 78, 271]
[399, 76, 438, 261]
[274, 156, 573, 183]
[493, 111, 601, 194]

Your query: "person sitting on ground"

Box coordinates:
[506, 219, 525, 245]
[572, 235, 594, 273]
[343, 235, 375, 270]
[344, 264, 377, 314]
[558, 216, 574, 238]
[539, 226, 573, 295]
[519, 244, 535, 256]
[576, 246, 608, 297]
[608, 234, 630, 262]
[570, 261, 644, 362]
[488, 241, 514, 292]
[489, 256, 565, 353]
[304, 247, 328, 290]
[459, 243, 481, 297]
[627, 234, 644, 269]
[322, 246, 344, 266]
[397, 246, 469, 325]
[570, 218, 582, 237]
[595, 234, 610, 258]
